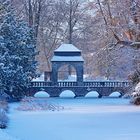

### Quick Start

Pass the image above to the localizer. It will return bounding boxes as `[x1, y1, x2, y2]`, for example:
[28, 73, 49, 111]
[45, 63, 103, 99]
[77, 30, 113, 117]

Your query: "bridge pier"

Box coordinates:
[98, 94, 102, 98]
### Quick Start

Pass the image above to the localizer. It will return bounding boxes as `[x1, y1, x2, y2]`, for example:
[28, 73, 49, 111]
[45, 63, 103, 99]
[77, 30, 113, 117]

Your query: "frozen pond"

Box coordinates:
[2, 97, 140, 140]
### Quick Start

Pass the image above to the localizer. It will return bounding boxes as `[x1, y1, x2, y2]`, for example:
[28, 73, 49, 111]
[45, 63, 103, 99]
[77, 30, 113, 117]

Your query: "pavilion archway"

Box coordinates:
[57, 64, 77, 81]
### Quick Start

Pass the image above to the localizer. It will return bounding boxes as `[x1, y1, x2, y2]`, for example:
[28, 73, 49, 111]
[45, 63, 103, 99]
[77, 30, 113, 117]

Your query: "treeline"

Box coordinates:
[1, 0, 140, 82]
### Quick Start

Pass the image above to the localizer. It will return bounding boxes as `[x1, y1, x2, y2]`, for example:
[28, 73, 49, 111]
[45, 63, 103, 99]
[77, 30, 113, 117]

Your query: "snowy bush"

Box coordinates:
[0, 100, 9, 112]
[0, 99, 9, 129]
[131, 83, 140, 97]
[130, 97, 140, 105]
[17, 97, 64, 111]
[0, 109, 8, 129]
[130, 82, 140, 105]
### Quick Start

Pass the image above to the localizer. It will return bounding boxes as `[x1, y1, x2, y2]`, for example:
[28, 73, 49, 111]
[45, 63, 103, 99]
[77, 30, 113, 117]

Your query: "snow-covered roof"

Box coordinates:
[51, 44, 84, 62]
[51, 56, 84, 62]
[54, 44, 81, 52]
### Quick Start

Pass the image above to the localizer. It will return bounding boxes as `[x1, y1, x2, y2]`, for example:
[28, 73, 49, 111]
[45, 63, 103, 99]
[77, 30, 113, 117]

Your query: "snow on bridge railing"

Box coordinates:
[57, 81, 78, 87]
[83, 81, 132, 87]
[30, 81, 52, 87]
[30, 81, 132, 87]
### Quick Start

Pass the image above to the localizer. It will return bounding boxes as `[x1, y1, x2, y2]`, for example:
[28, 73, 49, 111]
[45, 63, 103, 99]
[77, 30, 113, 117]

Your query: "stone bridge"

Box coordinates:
[27, 44, 132, 98]
[28, 81, 132, 98]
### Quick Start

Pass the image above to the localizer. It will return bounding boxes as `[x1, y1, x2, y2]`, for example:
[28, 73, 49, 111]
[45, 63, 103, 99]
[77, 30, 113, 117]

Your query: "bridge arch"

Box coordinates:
[109, 91, 121, 97]
[85, 91, 99, 98]
[59, 90, 75, 97]
[34, 91, 50, 98]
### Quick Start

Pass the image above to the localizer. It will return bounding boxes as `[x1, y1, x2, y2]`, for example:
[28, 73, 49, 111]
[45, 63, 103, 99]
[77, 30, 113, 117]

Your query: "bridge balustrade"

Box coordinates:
[57, 82, 78, 87]
[30, 81, 132, 88]
[83, 81, 131, 88]
[31, 81, 52, 87]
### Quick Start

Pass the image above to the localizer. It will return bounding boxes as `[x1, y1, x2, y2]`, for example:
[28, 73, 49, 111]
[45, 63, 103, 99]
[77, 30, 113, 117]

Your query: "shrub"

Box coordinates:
[0, 100, 9, 112]
[130, 97, 140, 105]
[130, 82, 140, 105]
[0, 109, 8, 129]
[0, 100, 9, 129]
[17, 97, 64, 111]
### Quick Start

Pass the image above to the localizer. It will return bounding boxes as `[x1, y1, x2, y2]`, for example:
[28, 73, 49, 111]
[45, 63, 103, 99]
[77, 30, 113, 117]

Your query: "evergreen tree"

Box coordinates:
[0, 0, 37, 99]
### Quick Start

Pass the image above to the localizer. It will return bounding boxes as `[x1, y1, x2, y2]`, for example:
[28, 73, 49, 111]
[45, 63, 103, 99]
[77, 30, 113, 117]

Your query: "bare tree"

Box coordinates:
[10, 0, 140, 80]
[23, 0, 45, 39]
[86, 0, 140, 80]
[96, 0, 140, 47]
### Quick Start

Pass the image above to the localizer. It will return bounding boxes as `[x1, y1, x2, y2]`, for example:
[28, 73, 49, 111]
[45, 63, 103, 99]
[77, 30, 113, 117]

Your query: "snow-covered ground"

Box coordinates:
[1, 92, 140, 140]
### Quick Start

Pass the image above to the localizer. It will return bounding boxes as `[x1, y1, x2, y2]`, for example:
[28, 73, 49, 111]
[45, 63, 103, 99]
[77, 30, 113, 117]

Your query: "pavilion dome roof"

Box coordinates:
[51, 44, 84, 62]
[54, 44, 81, 52]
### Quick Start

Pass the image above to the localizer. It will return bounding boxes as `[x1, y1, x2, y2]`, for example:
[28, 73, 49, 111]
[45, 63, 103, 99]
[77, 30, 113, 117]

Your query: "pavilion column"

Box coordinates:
[51, 62, 58, 86]
[76, 62, 84, 86]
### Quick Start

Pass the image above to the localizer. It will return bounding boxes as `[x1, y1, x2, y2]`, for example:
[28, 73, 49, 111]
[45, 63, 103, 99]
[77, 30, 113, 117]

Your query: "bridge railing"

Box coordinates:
[30, 81, 78, 87]
[83, 81, 132, 87]
[57, 82, 78, 87]
[30, 81, 52, 87]
[30, 81, 132, 88]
